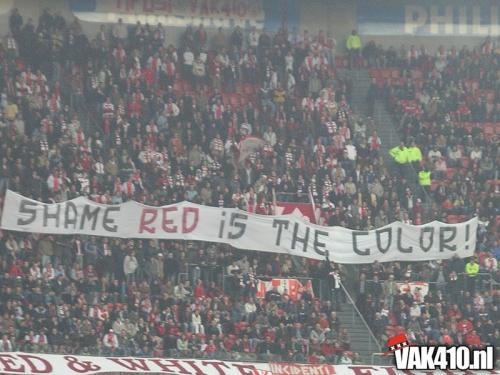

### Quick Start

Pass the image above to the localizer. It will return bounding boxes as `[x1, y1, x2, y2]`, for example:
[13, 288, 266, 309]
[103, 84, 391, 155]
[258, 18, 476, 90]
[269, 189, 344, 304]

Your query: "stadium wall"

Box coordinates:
[0, 0, 498, 53]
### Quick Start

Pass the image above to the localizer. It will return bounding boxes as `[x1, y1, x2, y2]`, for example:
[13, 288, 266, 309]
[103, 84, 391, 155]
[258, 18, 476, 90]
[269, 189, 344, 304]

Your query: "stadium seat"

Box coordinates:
[222, 93, 231, 106]
[461, 157, 470, 169]
[390, 69, 400, 79]
[229, 94, 241, 108]
[369, 68, 382, 79]
[483, 123, 494, 137]
[243, 83, 255, 95]
[446, 168, 457, 180]
[173, 81, 184, 94]
[462, 122, 473, 133]
[411, 70, 423, 79]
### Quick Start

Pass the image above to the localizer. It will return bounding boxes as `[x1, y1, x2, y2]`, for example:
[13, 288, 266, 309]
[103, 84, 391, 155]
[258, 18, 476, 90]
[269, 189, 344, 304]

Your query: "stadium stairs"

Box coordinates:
[372, 99, 432, 209]
[337, 286, 382, 364]
[337, 67, 427, 207]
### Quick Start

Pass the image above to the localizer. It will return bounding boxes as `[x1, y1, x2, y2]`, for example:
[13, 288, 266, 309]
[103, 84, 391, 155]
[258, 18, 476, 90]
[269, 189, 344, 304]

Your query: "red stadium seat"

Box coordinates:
[243, 83, 254, 95]
[173, 81, 183, 93]
[381, 69, 391, 79]
[182, 81, 192, 92]
[462, 122, 474, 134]
[430, 181, 440, 191]
[370, 68, 382, 79]
[461, 157, 470, 169]
[411, 70, 423, 79]
[229, 94, 241, 108]
[446, 168, 457, 180]
[483, 123, 494, 137]
[391, 69, 400, 79]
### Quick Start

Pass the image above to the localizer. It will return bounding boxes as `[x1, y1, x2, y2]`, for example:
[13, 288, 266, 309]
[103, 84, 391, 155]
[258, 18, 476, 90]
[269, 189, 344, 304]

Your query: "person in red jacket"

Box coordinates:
[194, 279, 206, 299]
[465, 330, 482, 348]
[458, 319, 473, 334]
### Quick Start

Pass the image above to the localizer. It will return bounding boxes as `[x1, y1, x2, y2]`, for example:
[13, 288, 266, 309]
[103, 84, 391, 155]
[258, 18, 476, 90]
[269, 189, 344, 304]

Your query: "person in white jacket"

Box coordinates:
[191, 309, 204, 334]
[123, 251, 138, 284]
[103, 329, 119, 349]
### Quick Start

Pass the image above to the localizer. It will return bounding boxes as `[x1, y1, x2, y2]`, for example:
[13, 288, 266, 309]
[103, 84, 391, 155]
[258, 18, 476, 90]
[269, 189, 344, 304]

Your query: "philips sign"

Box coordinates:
[358, 0, 499, 36]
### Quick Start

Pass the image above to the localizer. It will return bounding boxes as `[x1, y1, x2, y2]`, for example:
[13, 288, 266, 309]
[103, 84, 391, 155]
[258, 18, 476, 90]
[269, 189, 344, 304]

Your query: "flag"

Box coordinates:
[255, 278, 314, 301]
[238, 136, 265, 165]
[309, 187, 319, 224]
[272, 187, 277, 215]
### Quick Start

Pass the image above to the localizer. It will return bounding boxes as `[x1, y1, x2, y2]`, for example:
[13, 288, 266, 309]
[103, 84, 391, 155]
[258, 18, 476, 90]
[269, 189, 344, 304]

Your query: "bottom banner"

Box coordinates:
[0, 353, 497, 375]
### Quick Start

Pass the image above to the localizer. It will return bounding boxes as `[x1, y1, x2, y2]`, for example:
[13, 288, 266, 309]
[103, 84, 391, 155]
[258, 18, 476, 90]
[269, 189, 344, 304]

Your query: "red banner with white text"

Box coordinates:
[255, 278, 314, 301]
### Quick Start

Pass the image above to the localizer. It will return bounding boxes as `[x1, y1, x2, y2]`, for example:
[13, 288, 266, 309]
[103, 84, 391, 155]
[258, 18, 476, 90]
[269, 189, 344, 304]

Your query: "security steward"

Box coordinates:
[418, 165, 431, 200]
[389, 141, 409, 177]
[407, 140, 423, 171]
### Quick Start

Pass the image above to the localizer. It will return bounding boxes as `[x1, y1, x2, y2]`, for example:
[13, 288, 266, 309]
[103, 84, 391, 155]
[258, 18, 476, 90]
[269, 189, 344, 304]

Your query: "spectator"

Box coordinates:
[346, 30, 362, 69]
[0, 10, 495, 366]
[123, 251, 138, 283]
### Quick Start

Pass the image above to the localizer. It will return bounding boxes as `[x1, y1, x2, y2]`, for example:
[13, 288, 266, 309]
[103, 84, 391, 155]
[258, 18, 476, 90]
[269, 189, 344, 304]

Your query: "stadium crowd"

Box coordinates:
[362, 38, 500, 356]
[0, 7, 497, 365]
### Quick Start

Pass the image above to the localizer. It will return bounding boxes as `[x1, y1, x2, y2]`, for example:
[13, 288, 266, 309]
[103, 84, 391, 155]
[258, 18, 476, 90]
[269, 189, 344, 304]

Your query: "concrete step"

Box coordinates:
[335, 298, 382, 363]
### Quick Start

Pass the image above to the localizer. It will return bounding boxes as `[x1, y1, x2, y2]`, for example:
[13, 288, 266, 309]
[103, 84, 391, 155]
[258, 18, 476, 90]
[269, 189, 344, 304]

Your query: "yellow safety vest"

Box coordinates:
[346, 35, 362, 50]
[418, 171, 431, 186]
[408, 146, 422, 163]
[389, 146, 408, 164]
[465, 262, 479, 277]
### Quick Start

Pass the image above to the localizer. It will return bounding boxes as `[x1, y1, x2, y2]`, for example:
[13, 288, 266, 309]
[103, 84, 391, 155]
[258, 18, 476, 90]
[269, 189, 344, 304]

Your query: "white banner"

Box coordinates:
[0, 353, 496, 375]
[71, 0, 266, 29]
[0, 190, 477, 264]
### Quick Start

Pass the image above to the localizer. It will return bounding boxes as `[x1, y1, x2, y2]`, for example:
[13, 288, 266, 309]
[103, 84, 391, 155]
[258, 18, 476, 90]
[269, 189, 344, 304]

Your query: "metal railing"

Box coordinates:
[371, 352, 393, 365]
[363, 271, 496, 295]
[339, 281, 382, 355]
[222, 274, 326, 300]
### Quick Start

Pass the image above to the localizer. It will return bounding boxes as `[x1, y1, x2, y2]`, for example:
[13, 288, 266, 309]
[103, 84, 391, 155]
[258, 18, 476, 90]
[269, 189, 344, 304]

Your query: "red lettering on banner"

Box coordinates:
[125, 0, 138, 12]
[182, 207, 199, 233]
[270, 363, 335, 375]
[115, 0, 136, 11]
[17, 354, 52, 373]
[348, 367, 375, 375]
[107, 358, 150, 371]
[164, 0, 173, 13]
[0, 354, 24, 373]
[234, 1, 247, 18]
[139, 208, 157, 233]
[213, 0, 222, 15]
[221, 1, 231, 17]
[183, 360, 207, 375]
[142, 0, 153, 12]
[149, 359, 190, 373]
[232, 363, 258, 375]
[382, 368, 398, 375]
[139, 207, 198, 234]
[203, 361, 231, 375]
[112, 0, 264, 19]
[190, 0, 198, 13]
[200, 0, 209, 16]
[383, 369, 424, 375]
[64, 356, 101, 373]
[162, 207, 178, 233]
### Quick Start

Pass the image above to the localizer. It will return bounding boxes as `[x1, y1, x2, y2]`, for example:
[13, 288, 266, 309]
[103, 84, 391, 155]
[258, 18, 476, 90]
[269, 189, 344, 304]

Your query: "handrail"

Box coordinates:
[364, 272, 494, 284]
[339, 280, 382, 353]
